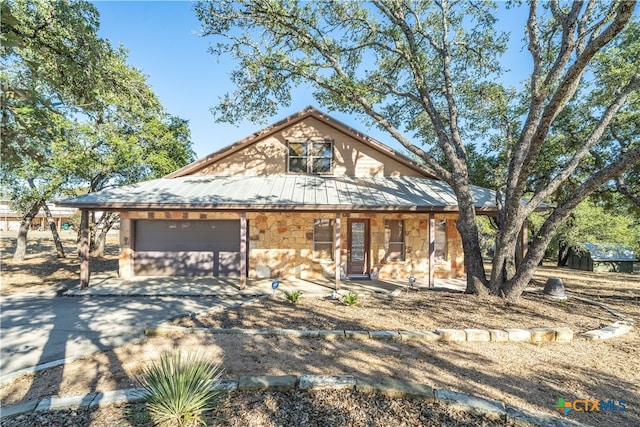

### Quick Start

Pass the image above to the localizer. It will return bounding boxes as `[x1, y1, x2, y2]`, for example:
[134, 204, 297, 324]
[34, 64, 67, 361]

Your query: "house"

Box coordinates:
[0, 201, 76, 232]
[59, 107, 505, 289]
[567, 242, 638, 273]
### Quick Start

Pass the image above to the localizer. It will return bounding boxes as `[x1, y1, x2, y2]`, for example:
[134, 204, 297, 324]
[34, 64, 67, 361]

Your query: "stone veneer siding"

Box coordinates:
[118, 211, 464, 280]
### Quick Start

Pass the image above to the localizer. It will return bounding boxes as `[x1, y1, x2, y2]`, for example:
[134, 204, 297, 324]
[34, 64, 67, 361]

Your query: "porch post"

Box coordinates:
[240, 212, 247, 290]
[334, 213, 341, 290]
[428, 213, 435, 288]
[79, 209, 90, 289]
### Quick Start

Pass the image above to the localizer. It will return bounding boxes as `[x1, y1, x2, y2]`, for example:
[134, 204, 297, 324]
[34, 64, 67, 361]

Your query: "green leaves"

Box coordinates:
[555, 198, 640, 257]
[140, 351, 225, 427]
[2, 0, 195, 211]
[284, 289, 303, 304]
[343, 291, 359, 306]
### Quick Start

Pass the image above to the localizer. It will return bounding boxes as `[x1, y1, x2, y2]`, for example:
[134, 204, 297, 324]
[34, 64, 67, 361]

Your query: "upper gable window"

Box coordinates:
[288, 141, 333, 174]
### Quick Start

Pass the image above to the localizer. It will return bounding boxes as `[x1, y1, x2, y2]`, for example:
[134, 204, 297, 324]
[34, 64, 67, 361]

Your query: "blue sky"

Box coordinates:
[93, 1, 530, 159]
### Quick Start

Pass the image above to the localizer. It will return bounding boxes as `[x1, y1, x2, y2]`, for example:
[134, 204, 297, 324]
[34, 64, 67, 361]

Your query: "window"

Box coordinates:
[288, 141, 332, 174]
[385, 220, 404, 261]
[313, 219, 334, 260]
[434, 219, 447, 260]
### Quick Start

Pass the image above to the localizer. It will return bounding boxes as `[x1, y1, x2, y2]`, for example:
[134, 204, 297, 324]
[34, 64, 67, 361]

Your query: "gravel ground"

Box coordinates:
[175, 290, 612, 332]
[2, 390, 516, 427]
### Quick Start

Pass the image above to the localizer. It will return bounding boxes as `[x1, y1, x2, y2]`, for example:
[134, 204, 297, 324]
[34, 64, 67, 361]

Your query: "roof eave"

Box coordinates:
[55, 201, 500, 215]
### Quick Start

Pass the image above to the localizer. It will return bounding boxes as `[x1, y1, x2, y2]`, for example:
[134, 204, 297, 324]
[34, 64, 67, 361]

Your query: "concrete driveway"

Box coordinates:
[0, 288, 253, 379]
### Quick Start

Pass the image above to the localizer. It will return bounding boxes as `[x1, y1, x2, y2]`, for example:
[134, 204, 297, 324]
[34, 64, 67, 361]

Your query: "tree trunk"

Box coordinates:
[79, 210, 90, 289]
[457, 218, 489, 296]
[489, 224, 520, 296]
[40, 201, 66, 258]
[91, 233, 106, 258]
[502, 236, 549, 301]
[557, 241, 570, 267]
[452, 186, 489, 296]
[89, 212, 118, 257]
[12, 201, 41, 261]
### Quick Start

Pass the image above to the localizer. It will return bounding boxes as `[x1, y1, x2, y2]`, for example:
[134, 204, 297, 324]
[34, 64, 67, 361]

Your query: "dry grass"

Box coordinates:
[1, 231, 119, 295]
[177, 291, 615, 332]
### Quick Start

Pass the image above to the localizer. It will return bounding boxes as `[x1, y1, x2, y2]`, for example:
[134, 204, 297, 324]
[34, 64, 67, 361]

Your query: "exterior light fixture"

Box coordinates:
[406, 276, 417, 294]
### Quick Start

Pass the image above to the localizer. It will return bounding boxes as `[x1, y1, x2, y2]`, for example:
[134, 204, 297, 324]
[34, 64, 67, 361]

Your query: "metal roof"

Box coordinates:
[583, 242, 638, 262]
[57, 175, 498, 212]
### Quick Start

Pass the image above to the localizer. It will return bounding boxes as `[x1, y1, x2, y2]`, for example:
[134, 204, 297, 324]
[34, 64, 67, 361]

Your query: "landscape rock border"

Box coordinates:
[145, 289, 634, 344]
[0, 374, 588, 427]
[570, 294, 635, 340]
[145, 324, 577, 342]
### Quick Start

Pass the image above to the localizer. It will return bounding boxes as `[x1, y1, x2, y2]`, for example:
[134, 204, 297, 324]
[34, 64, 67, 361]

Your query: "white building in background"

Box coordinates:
[0, 201, 77, 232]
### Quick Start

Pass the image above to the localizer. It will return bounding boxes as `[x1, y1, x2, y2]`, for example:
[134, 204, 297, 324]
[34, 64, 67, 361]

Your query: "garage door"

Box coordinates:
[134, 220, 241, 277]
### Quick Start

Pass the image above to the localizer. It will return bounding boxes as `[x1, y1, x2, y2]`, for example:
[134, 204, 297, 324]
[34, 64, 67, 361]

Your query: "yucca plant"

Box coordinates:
[284, 289, 303, 304]
[139, 351, 224, 426]
[343, 291, 359, 306]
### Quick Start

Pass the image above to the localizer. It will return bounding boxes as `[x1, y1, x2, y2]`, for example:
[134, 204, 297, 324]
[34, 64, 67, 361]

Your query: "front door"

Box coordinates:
[347, 219, 369, 278]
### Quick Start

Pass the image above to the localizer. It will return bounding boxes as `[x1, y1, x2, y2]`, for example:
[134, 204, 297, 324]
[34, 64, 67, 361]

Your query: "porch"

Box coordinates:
[68, 275, 467, 297]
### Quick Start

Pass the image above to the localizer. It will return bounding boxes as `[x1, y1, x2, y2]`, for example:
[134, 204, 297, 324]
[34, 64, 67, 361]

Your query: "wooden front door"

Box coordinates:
[347, 219, 369, 277]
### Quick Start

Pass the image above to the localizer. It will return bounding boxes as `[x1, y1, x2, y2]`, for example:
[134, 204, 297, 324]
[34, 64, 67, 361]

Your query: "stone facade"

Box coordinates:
[118, 210, 464, 281]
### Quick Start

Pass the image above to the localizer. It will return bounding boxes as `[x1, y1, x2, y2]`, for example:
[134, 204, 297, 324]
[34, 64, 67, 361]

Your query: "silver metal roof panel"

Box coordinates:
[58, 175, 499, 212]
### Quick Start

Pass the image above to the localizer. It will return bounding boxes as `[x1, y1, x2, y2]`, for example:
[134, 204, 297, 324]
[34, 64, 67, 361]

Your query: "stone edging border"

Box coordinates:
[147, 292, 634, 343]
[146, 324, 575, 342]
[569, 294, 635, 340]
[0, 374, 588, 427]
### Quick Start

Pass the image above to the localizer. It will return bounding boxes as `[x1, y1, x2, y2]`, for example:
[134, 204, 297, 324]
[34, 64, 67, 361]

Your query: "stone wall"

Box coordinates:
[248, 212, 334, 280]
[445, 218, 465, 278]
[117, 210, 465, 281]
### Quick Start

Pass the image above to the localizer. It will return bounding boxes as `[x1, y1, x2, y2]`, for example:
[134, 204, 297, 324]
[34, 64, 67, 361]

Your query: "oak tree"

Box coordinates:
[196, 0, 640, 300]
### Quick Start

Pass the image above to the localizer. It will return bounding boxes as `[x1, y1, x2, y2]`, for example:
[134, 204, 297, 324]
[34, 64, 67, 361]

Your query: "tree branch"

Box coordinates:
[507, 0, 635, 219]
[525, 72, 640, 213]
[616, 175, 640, 208]
[371, 0, 461, 177]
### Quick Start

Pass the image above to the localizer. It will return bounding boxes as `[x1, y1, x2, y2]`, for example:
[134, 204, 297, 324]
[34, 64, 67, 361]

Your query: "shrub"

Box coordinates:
[284, 289, 303, 304]
[343, 291, 359, 306]
[139, 351, 224, 427]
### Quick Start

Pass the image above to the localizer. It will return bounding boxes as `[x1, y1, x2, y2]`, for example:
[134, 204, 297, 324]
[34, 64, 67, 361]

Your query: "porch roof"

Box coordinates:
[58, 175, 498, 213]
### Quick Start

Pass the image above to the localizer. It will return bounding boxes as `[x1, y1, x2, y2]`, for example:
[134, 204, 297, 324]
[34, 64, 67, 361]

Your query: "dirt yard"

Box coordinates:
[1, 233, 639, 426]
[0, 231, 120, 295]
